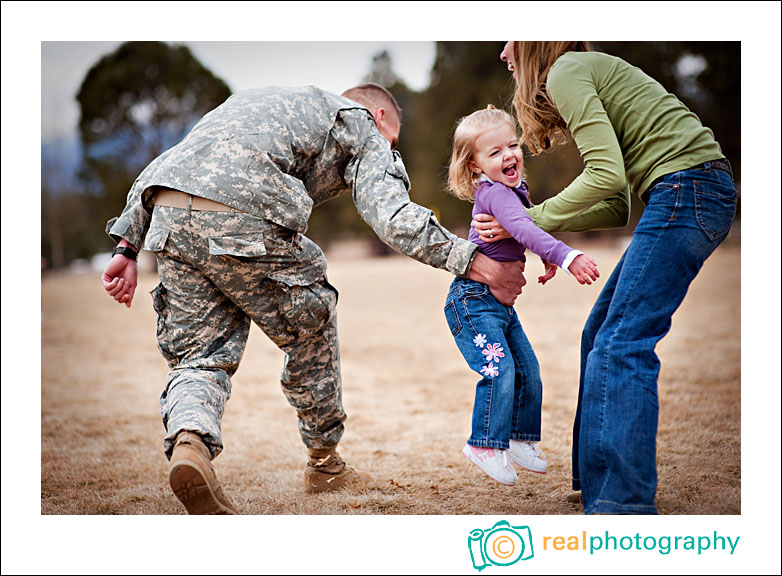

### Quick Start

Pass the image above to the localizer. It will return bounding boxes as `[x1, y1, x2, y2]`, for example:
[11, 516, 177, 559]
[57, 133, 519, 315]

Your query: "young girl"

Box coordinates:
[444, 106, 599, 485]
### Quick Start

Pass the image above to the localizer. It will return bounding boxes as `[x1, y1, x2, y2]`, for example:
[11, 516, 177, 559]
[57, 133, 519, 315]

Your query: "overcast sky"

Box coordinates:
[41, 40, 437, 140]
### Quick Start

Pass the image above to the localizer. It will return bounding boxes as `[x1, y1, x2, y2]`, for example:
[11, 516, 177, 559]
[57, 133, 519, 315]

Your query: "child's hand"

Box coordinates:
[568, 254, 599, 285]
[538, 261, 557, 285]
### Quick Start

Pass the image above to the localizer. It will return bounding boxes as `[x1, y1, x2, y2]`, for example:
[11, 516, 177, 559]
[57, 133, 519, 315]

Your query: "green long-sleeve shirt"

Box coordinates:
[527, 51, 724, 233]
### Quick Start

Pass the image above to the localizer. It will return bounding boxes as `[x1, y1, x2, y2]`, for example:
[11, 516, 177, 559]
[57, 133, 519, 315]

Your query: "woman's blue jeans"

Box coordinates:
[444, 277, 542, 448]
[572, 162, 737, 514]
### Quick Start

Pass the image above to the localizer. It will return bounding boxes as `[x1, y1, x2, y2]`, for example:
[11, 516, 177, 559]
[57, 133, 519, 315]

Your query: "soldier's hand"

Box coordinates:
[489, 259, 526, 306]
[467, 253, 526, 306]
[102, 255, 138, 308]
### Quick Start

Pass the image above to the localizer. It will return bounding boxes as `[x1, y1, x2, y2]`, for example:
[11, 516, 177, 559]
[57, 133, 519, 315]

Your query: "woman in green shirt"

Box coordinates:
[476, 41, 737, 514]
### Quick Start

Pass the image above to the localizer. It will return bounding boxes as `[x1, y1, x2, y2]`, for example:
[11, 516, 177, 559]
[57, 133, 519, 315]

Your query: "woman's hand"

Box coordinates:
[473, 214, 511, 243]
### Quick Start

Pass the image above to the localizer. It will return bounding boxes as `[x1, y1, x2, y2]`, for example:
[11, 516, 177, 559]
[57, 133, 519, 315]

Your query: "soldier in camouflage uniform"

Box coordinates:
[101, 83, 526, 514]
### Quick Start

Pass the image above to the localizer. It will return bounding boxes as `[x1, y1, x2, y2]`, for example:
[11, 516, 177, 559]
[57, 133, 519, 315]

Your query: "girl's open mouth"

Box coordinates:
[502, 164, 518, 179]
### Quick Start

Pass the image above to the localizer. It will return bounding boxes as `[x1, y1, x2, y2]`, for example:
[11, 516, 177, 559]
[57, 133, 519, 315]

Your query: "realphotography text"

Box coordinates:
[542, 531, 740, 556]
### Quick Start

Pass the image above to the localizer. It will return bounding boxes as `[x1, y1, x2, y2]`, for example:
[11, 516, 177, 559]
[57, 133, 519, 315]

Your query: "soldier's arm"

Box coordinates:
[338, 111, 525, 304]
[344, 129, 475, 275]
[103, 171, 153, 309]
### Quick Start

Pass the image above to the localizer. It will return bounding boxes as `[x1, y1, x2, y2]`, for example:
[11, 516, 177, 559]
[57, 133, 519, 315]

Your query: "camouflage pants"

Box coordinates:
[144, 205, 344, 460]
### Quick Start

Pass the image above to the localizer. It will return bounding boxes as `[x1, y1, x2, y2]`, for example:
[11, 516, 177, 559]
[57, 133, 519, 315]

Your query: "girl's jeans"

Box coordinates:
[444, 277, 542, 449]
[572, 162, 737, 514]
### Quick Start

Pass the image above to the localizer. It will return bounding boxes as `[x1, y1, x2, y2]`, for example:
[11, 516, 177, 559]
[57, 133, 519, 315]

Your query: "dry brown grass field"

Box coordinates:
[41, 240, 740, 515]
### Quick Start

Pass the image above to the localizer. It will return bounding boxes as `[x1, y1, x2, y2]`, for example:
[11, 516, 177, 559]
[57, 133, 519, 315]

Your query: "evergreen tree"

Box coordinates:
[76, 41, 231, 251]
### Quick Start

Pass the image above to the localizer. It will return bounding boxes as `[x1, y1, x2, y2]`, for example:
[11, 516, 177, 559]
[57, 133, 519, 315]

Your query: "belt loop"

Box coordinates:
[187, 194, 193, 214]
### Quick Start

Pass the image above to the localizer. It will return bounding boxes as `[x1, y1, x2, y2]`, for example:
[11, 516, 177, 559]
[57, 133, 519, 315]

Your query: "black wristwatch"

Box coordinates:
[112, 245, 138, 261]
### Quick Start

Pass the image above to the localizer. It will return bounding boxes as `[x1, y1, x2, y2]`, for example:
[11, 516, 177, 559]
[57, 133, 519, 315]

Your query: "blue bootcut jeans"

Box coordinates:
[572, 161, 737, 514]
[444, 277, 542, 449]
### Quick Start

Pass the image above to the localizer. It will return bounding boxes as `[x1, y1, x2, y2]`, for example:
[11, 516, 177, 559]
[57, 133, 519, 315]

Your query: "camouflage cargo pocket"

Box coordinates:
[144, 207, 172, 253]
[144, 227, 170, 253]
[207, 232, 267, 258]
[277, 278, 338, 337]
[150, 283, 178, 367]
[265, 228, 327, 288]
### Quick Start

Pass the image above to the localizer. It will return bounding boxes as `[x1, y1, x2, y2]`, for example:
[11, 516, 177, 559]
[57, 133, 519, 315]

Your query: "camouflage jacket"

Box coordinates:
[107, 85, 476, 276]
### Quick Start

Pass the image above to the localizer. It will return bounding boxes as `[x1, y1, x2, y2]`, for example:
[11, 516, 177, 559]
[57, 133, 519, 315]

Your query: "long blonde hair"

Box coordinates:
[511, 41, 591, 155]
[447, 105, 520, 202]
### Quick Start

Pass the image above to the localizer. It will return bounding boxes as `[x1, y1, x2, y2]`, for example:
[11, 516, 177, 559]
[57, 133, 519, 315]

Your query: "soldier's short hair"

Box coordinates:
[341, 83, 403, 124]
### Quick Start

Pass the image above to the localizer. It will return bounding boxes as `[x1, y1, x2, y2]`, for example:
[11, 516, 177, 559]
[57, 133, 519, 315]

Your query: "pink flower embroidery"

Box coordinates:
[482, 343, 505, 363]
[480, 363, 499, 378]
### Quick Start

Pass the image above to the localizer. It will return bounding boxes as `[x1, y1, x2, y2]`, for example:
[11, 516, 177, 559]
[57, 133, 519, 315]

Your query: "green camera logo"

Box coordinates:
[468, 520, 534, 571]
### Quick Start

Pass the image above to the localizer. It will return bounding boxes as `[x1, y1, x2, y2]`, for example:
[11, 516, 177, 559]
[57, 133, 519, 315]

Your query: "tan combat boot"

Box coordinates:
[168, 431, 239, 514]
[304, 447, 367, 494]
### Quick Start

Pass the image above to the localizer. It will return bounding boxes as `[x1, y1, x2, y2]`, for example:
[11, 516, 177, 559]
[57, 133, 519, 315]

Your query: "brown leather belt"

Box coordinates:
[154, 188, 242, 213]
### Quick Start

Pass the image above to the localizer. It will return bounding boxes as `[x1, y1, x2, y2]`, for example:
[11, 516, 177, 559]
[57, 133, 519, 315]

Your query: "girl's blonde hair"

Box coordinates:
[510, 41, 591, 155]
[447, 105, 520, 202]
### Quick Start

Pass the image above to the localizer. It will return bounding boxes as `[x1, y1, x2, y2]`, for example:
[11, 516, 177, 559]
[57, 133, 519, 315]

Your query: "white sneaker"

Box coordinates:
[509, 440, 548, 474]
[462, 445, 517, 485]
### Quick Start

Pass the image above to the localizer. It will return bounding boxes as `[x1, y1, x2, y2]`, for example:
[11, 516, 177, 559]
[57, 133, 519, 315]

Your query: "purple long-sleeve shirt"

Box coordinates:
[468, 179, 575, 268]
